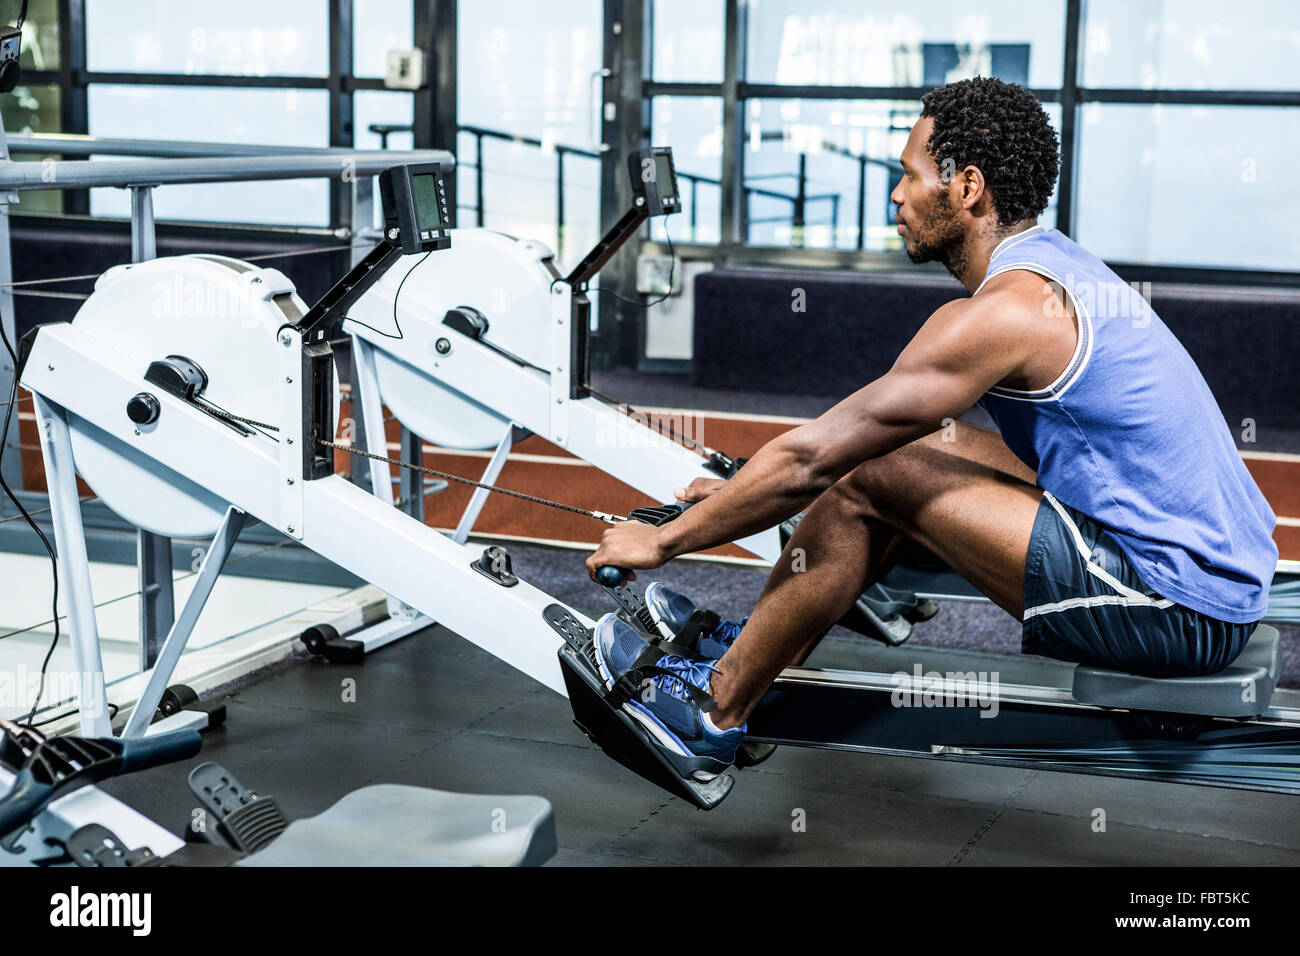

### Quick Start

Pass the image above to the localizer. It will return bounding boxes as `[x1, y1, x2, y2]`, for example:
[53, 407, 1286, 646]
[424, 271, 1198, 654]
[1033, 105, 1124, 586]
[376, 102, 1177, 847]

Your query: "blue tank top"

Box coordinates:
[974, 226, 1276, 623]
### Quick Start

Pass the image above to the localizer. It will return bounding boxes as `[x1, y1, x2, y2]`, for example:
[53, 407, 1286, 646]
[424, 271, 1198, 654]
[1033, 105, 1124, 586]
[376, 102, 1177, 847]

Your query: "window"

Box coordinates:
[353, 0, 415, 78]
[84, 0, 329, 76]
[745, 0, 1065, 89]
[3, 84, 62, 213]
[2, 83, 59, 136]
[456, 0, 603, 270]
[743, 98, 914, 251]
[81, 0, 337, 227]
[17, 0, 58, 71]
[87, 85, 330, 226]
[649, 97, 722, 244]
[651, 0, 723, 83]
[1075, 104, 1300, 271]
[740, 96, 1061, 250]
[354, 90, 414, 151]
[1082, 0, 1300, 91]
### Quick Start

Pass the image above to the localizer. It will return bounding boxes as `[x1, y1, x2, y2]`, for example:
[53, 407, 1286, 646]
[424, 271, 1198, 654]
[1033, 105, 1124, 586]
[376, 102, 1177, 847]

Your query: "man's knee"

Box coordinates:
[826, 445, 929, 525]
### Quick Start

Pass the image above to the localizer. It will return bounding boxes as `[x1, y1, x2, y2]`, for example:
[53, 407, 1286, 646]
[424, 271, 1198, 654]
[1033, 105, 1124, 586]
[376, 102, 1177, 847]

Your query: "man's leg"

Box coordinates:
[708, 431, 1042, 729]
[783, 421, 1036, 663]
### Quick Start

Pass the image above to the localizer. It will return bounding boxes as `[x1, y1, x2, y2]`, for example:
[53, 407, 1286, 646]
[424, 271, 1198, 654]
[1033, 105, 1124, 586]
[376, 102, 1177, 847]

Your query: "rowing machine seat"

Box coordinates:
[1071, 624, 1280, 718]
[234, 786, 556, 867]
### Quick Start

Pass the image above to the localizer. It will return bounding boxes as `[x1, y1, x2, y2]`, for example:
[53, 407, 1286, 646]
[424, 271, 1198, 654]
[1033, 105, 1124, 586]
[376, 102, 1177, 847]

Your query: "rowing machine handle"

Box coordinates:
[0, 769, 47, 839]
[118, 729, 204, 775]
[596, 502, 692, 587]
[0, 729, 201, 839]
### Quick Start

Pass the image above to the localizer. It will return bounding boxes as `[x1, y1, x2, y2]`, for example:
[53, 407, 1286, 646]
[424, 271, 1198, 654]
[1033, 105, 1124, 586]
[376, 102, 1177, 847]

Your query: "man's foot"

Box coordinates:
[592, 612, 743, 778]
[645, 582, 747, 659]
[643, 585, 779, 770]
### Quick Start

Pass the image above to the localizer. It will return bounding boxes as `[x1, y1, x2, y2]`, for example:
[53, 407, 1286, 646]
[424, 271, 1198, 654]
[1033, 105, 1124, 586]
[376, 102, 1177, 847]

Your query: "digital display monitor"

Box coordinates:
[654, 155, 675, 205]
[627, 148, 681, 216]
[378, 162, 451, 253]
[411, 172, 444, 232]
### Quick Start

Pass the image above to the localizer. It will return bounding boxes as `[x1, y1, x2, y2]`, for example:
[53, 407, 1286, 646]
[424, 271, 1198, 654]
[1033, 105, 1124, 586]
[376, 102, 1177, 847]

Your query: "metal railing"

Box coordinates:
[443, 123, 903, 255]
[2, 134, 454, 246]
[745, 130, 904, 250]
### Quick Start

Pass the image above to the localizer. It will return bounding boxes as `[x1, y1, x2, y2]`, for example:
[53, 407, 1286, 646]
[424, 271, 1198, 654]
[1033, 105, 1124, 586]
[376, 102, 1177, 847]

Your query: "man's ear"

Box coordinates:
[959, 164, 986, 211]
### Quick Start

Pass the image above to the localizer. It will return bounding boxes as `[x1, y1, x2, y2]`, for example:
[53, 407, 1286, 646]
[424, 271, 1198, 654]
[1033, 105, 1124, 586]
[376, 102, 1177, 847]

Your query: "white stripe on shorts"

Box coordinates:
[1024, 492, 1175, 620]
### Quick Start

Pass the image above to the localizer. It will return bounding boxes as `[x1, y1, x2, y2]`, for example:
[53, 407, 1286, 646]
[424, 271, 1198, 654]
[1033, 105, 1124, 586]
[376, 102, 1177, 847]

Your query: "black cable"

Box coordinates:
[16, 0, 27, 30]
[546, 221, 676, 304]
[550, 224, 677, 307]
[594, 227, 676, 307]
[30, 702, 117, 731]
[338, 248, 431, 342]
[0, 305, 61, 729]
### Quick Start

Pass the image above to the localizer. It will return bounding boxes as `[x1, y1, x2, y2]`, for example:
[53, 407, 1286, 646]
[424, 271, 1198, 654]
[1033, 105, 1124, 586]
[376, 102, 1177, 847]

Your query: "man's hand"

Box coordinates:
[586, 520, 669, 583]
[674, 477, 727, 503]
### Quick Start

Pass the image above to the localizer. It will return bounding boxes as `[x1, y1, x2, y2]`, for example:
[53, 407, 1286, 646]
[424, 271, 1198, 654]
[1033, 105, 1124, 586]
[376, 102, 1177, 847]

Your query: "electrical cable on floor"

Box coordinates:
[0, 305, 61, 728]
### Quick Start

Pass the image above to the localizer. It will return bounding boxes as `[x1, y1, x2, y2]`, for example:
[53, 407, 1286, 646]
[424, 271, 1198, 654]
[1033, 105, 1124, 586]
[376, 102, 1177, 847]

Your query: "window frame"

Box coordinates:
[641, 0, 1300, 287]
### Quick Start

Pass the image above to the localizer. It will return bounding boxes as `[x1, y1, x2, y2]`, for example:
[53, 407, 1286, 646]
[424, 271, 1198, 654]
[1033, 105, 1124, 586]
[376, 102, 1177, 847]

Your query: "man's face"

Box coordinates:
[890, 117, 966, 269]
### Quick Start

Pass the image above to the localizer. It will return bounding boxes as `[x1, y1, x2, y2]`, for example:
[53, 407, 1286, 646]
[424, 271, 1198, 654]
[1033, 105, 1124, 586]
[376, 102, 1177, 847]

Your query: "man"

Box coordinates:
[585, 77, 1278, 779]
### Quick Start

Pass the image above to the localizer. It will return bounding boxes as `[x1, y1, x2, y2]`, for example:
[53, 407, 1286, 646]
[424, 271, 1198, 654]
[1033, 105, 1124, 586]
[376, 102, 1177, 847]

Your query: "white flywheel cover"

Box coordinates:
[67, 254, 338, 539]
[343, 229, 557, 449]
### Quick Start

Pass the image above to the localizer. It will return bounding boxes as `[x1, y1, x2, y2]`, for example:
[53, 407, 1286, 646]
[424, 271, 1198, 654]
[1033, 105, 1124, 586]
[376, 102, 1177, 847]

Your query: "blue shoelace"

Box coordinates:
[708, 617, 748, 648]
[652, 654, 721, 703]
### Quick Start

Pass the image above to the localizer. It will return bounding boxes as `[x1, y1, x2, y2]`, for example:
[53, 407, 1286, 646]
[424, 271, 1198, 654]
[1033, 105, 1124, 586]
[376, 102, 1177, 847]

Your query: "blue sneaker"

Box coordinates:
[591, 612, 743, 777]
[645, 582, 747, 659]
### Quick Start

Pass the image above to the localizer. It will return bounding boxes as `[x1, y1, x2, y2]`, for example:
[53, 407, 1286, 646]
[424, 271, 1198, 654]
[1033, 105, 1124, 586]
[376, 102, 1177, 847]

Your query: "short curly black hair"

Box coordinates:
[920, 76, 1059, 227]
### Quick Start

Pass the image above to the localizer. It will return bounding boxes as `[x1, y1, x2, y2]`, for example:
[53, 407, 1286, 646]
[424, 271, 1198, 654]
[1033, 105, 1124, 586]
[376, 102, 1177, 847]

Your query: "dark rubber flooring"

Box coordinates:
[101, 543, 1300, 866]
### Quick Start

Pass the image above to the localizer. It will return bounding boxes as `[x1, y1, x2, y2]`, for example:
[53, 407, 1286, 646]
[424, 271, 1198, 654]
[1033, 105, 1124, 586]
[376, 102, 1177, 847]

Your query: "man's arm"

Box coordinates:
[586, 292, 1036, 579]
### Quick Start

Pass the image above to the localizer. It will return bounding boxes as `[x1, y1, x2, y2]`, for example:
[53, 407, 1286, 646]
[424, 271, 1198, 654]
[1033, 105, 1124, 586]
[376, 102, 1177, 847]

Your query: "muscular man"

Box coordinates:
[585, 77, 1278, 777]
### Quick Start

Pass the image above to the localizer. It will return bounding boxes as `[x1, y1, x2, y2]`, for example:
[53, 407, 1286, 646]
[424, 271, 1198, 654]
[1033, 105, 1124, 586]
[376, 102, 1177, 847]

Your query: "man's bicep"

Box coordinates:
[889, 300, 1024, 416]
[796, 301, 1023, 467]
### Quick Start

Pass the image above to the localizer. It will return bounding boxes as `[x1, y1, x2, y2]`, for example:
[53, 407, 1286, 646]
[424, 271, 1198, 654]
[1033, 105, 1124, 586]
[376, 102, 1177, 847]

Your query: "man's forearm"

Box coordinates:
[658, 437, 827, 559]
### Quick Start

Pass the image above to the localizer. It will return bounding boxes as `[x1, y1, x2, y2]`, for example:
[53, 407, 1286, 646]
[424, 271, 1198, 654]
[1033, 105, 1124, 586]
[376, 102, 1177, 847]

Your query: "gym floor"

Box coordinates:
[102, 541, 1300, 867]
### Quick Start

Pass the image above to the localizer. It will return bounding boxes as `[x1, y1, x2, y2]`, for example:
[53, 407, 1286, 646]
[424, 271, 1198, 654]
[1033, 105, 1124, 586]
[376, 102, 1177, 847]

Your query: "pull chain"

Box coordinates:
[203, 406, 626, 524]
[316, 437, 626, 524]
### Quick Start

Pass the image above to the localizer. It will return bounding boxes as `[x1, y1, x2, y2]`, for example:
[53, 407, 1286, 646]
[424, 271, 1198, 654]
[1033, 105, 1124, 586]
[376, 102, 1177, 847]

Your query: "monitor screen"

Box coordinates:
[411, 172, 443, 232]
[654, 154, 675, 203]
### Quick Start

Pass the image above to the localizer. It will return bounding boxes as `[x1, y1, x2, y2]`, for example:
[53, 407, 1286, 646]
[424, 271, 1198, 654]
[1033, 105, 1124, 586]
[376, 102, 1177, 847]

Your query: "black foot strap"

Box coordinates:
[603, 643, 718, 713]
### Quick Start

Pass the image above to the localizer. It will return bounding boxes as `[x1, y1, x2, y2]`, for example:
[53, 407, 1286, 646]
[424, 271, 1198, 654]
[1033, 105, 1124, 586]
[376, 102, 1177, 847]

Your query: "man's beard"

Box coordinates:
[904, 190, 967, 279]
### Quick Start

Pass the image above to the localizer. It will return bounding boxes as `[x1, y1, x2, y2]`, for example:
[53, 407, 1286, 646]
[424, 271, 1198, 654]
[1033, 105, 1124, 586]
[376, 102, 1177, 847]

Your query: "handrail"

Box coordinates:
[0, 141, 455, 192]
[7, 133, 447, 160]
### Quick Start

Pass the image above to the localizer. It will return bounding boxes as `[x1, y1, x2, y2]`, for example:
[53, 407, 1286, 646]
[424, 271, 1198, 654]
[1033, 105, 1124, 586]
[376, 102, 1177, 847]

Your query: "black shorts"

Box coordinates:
[1022, 492, 1256, 677]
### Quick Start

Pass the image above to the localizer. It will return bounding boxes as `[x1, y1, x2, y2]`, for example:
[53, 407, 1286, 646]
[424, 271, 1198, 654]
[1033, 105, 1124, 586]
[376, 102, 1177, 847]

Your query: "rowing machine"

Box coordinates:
[15, 163, 581, 740]
[17, 162, 1296, 818]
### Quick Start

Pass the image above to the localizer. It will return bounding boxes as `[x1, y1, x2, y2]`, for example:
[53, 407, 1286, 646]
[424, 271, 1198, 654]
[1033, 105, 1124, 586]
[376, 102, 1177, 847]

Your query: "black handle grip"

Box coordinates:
[595, 502, 692, 587]
[118, 729, 203, 775]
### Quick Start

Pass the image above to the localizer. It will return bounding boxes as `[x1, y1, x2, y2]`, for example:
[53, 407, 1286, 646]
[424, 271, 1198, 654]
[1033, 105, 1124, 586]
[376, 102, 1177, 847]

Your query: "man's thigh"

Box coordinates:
[915, 420, 1038, 485]
[848, 439, 1043, 620]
